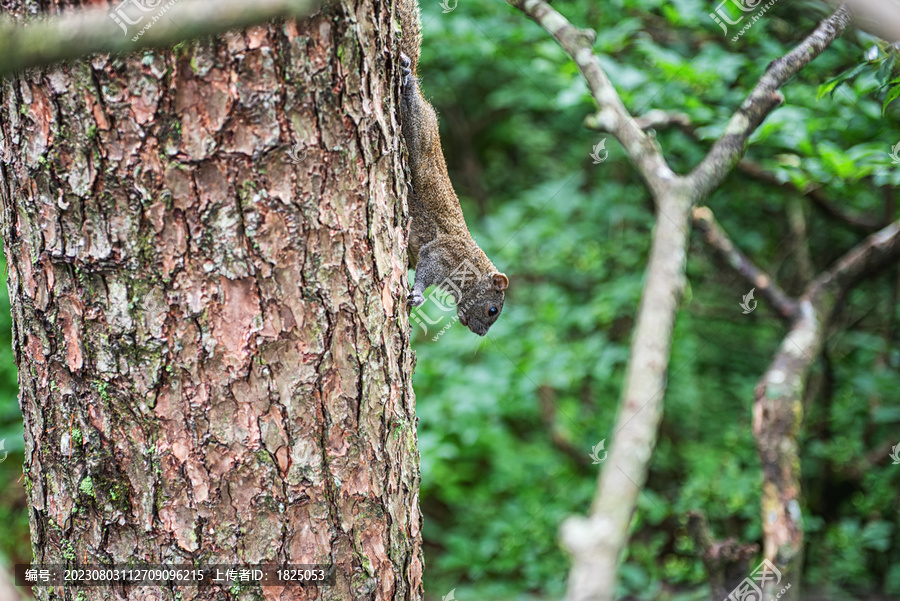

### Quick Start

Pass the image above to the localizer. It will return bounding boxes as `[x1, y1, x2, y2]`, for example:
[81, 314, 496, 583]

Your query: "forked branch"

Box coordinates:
[506, 2, 853, 600]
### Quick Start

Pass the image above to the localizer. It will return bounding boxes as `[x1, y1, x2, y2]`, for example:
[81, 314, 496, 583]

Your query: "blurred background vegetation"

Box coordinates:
[409, 0, 900, 599]
[2, 0, 900, 599]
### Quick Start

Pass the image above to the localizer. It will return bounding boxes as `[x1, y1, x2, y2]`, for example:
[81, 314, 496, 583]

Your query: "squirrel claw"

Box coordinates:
[400, 52, 412, 89]
[407, 291, 425, 307]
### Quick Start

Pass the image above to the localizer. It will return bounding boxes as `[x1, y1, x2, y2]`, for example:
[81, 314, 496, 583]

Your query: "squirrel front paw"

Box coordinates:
[407, 291, 425, 307]
[400, 52, 412, 89]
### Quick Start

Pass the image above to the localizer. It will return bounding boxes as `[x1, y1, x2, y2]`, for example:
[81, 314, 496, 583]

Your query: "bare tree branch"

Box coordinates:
[691, 210, 900, 597]
[753, 218, 900, 598]
[824, 0, 900, 42]
[692, 212, 900, 599]
[559, 186, 692, 601]
[503, 5, 695, 601]
[505, 0, 677, 197]
[634, 109, 692, 132]
[688, 6, 852, 200]
[811, 220, 900, 297]
[634, 112, 885, 234]
[512, 0, 888, 596]
[0, 0, 322, 76]
[692, 206, 800, 321]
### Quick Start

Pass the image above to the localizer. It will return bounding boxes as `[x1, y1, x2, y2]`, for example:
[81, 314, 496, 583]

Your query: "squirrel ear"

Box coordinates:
[491, 273, 509, 291]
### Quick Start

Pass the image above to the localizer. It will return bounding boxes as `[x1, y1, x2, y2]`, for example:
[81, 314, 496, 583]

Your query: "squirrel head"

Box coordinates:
[457, 272, 508, 336]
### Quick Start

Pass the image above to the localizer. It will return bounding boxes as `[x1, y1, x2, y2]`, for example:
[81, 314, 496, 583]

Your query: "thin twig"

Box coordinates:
[693, 206, 800, 321]
[688, 6, 852, 200]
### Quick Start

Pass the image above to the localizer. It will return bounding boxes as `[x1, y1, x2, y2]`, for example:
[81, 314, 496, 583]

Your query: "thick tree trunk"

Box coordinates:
[0, 1, 421, 600]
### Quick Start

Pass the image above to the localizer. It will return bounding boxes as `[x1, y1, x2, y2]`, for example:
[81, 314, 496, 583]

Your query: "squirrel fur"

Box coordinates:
[397, 0, 509, 336]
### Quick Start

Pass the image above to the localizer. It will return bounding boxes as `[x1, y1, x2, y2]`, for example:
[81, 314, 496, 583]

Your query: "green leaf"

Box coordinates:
[883, 83, 900, 114]
[876, 53, 897, 86]
[871, 406, 900, 424]
[860, 521, 894, 552]
[817, 63, 868, 100]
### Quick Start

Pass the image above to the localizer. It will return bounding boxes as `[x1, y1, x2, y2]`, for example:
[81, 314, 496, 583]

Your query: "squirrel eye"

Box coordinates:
[488, 306, 498, 317]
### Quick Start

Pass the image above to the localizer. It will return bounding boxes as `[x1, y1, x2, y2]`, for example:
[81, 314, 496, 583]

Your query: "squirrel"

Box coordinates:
[396, 0, 509, 336]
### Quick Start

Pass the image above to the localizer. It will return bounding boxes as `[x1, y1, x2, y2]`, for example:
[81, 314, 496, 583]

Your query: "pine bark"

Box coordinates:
[0, 1, 421, 600]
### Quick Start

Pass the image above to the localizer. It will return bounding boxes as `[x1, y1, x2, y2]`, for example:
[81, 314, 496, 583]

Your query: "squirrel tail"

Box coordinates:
[397, 0, 422, 74]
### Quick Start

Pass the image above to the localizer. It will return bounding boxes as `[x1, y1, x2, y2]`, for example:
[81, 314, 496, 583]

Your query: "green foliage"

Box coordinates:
[413, 0, 900, 599]
[818, 42, 900, 115]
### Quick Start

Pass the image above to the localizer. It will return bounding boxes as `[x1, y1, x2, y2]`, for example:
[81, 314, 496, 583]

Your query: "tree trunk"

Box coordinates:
[0, 1, 421, 600]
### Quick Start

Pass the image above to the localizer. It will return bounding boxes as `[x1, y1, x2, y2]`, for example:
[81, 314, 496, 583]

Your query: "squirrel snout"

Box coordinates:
[458, 313, 468, 326]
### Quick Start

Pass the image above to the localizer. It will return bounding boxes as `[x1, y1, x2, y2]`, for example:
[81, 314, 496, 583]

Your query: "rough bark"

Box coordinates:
[0, 1, 421, 600]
